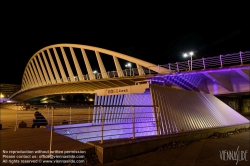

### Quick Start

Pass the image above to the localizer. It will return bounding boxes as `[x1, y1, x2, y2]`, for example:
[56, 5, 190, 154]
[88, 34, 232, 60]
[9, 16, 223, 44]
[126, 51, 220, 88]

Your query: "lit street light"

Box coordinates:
[93, 70, 97, 79]
[125, 63, 132, 76]
[183, 51, 194, 70]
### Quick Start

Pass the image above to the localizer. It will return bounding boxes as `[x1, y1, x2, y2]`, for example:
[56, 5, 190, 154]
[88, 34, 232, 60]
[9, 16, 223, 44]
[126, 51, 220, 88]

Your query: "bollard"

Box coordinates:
[61, 120, 68, 125]
[14, 106, 18, 131]
[19, 121, 27, 128]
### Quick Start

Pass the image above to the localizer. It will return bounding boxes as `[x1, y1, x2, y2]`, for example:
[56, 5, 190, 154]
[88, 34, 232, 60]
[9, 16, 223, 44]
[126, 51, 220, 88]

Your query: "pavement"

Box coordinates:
[0, 104, 95, 166]
[1, 104, 250, 166]
[95, 132, 250, 166]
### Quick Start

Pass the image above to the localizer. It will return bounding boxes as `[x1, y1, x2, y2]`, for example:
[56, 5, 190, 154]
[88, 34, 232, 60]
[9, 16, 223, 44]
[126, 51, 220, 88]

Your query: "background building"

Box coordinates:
[0, 84, 21, 103]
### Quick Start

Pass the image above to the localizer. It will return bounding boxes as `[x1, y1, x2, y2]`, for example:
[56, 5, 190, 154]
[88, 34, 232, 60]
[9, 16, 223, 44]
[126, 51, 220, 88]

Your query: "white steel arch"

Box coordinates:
[10, 49, 250, 102]
[21, 44, 169, 90]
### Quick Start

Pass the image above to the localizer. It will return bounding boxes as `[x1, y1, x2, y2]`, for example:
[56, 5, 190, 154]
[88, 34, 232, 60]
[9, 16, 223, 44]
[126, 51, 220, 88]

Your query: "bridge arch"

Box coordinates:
[11, 44, 249, 102]
[21, 44, 169, 90]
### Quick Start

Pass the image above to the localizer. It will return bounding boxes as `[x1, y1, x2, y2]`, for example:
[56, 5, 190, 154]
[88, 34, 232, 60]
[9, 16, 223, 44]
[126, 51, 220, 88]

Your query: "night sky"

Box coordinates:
[1, 0, 249, 84]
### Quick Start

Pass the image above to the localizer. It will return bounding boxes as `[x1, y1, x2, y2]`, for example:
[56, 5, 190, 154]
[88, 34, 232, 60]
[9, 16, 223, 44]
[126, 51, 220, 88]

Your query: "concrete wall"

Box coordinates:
[89, 123, 250, 163]
[218, 97, 250, 115]
[242, 99, 250, 114]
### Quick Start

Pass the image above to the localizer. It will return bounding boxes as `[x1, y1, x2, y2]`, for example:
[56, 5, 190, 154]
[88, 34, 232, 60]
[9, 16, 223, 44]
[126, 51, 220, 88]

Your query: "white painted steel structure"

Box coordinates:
[10, 44, 169, 101]
[20, 44, 169, 90]
[9, 45, 249, 102]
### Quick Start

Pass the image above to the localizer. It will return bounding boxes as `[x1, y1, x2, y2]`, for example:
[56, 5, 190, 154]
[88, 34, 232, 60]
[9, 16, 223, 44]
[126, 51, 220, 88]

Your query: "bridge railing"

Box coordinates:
[15, 51, 249, 93]
[161, 51, 250, 72]
[41, 105, 160, 145]
[17, 67, 158, 91]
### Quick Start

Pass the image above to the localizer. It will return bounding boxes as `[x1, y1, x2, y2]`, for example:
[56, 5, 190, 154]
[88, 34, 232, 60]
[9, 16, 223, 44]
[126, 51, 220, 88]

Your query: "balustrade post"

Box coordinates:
[220, 55, 223, 67]
[49, 107, 54, 157]
[176, 62, 179, 72]
[100, 106, 104, 144]
[131, 106, 135, 139]
[191, 55, 193, 71]
[239, 51, 243, 65]
[89, 107, 91, 122]
[188, 60, 190, 71]
[14, 105, 18, 131]
[202, 58, 206, 69]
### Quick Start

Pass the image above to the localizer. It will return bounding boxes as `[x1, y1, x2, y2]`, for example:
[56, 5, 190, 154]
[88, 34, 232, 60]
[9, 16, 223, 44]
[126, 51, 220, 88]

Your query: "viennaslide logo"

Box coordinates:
[219, 146, 248, 165]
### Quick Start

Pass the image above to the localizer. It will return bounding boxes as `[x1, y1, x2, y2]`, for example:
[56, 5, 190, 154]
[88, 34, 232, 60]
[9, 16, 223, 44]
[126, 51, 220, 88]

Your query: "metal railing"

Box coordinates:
[161, 51, 250, 72]
[48, 105, 159, 142]
[14, 105, 160, 143]
[18, 67, 155, 91]
[14, 105, 93, 130]
[14, 51, 250, 94]
[14, 109, 48, 131]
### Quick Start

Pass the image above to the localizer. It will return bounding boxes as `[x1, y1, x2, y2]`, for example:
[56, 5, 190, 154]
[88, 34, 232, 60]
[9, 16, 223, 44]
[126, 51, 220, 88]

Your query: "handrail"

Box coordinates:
[10, 51, 250, 98]
[162, 51, 250, 72]
[17, 67, 157, 91]
[45, 105, 159, 145]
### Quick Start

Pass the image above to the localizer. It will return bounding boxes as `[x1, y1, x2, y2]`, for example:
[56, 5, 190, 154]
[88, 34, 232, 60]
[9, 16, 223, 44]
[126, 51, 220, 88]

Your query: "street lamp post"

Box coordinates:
[183, 52, 194, 71]
[93, 70, 97, 79]
[125, 63, 132, 76]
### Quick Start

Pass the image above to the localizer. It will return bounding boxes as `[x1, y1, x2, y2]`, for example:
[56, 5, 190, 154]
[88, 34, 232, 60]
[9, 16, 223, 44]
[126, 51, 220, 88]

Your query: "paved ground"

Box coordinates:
[1, 104, 250, 166]
[0, 105, 95, 166]
[95, 132, 250, 166]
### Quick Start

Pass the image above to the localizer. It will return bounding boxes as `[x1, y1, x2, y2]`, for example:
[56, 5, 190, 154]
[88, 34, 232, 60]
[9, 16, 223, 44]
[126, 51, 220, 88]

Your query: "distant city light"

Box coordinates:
[88, 98, 94, 102]
[0, 93, 4, 98]
[41, 97, 48, 101]
[61, 95, 65, 101]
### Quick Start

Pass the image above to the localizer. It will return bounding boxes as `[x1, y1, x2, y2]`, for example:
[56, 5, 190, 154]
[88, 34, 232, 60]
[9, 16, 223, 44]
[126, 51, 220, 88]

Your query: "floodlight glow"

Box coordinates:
[125, 63, 131, 67]
[189, 52, 194, 56]
[0, 93, 4, 98]
[93, 70, 97, 73]
[183, 53, 188, 57]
